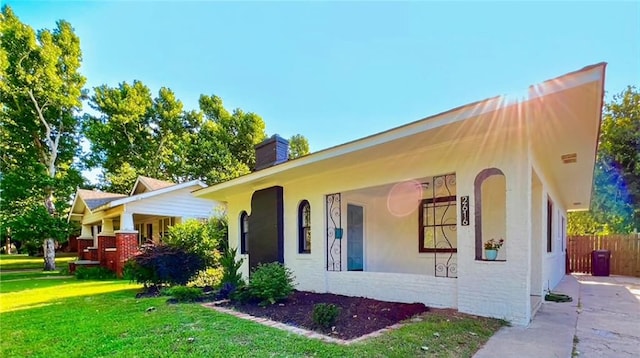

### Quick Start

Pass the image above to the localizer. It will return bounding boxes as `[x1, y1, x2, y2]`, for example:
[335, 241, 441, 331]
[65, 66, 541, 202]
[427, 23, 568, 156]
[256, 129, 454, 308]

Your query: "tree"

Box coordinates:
[84, 88, 268, 189]
[568, 86, 640, 234]
[0, 6, 86, 268]
[289, 134, 310, 159]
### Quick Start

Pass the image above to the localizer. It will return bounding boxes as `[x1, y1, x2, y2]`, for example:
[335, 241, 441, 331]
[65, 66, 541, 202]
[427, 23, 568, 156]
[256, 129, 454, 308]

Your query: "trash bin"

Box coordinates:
[591, 250, 611, 276]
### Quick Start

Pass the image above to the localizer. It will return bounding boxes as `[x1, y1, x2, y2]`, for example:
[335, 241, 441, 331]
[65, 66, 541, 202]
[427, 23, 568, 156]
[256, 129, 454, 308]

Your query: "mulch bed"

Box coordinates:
[224, 290, 429, 340]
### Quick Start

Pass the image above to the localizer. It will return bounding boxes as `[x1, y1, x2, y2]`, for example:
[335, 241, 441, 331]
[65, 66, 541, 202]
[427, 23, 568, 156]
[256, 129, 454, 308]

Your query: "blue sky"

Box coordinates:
[6, 1, 640, 152]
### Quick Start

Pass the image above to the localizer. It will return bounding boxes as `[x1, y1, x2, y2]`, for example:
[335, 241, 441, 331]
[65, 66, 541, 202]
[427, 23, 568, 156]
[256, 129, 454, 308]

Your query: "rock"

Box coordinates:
[411, 317, 423, 322]
[146, 307, 156, 312]
[353, 315, 357, 318]
[469, 332, 478, 336]
[187, 337, 195, 343]
[433, 332, 440, 338]
[421, 346, 429, 351]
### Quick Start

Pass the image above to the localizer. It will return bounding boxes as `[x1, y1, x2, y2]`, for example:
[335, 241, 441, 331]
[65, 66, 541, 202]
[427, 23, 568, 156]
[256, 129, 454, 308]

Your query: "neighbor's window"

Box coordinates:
[547, 197, 553, 253]
[240, 211, 249, 254]
[298, 200, 311, 253]
[419, 174, 457, 253]
[159, 217, 175, 239]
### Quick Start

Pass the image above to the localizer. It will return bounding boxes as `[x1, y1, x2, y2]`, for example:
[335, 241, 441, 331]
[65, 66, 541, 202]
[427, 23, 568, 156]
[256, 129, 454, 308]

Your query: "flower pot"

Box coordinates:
[485, 249, 498, 261]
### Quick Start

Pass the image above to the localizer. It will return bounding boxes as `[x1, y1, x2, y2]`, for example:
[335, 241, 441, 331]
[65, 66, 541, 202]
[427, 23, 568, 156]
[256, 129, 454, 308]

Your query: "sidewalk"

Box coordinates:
[474, 274, 640, 358]
[474, 275, 580, 358]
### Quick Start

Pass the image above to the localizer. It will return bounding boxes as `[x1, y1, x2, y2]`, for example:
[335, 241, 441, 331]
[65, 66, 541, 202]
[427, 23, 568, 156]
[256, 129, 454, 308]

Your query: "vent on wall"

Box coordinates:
[561, 153, 577, 164]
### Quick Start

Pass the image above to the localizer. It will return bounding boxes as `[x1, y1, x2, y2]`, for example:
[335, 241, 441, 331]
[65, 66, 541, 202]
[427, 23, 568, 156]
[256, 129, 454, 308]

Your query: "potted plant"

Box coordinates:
[484, 238, 504, 260]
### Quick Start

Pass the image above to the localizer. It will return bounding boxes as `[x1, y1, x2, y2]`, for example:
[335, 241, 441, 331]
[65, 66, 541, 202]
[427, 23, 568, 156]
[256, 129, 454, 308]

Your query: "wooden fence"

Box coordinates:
[567, 234, 640, 277]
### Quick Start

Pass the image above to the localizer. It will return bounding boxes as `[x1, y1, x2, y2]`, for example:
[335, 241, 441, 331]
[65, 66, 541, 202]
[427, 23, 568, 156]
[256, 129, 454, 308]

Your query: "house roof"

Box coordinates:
[194, 63, 606, 211]
[130, 176, 175, 195]
[76, 189, 127, 210]
[68, 176, 207, 222]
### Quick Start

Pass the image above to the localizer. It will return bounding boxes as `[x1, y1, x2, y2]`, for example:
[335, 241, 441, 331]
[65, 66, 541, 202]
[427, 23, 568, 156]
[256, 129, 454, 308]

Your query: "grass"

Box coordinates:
[0, 256, 504, 357]
[0, 254, 77, 271]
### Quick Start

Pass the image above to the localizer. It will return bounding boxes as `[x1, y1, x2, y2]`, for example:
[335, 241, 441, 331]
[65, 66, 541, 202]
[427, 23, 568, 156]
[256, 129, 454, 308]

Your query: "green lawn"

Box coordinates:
[0, 259, 503, 357]
[0, 254, 77, 271]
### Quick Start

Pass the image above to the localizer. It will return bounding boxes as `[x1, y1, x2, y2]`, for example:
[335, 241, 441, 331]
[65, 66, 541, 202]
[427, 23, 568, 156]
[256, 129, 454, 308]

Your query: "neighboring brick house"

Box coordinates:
[68, 176, 217, 276]
[193, 63, 606, 326]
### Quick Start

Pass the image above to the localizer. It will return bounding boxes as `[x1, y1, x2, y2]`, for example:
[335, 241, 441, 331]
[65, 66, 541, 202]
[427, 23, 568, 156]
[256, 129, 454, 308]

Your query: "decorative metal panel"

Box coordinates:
[432, 174, 457, 278]
[326, 193, 342, 271]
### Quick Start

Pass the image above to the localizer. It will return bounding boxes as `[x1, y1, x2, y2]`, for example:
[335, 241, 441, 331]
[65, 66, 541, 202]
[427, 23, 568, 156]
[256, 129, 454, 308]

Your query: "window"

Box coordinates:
[240, 211, 249, 254]
[298, 200, 311, 253]
[159, 217, 175, 239]
[547, 197, 553, 253]
[419, 174, 457, 253]
[135, 223, 144, 245]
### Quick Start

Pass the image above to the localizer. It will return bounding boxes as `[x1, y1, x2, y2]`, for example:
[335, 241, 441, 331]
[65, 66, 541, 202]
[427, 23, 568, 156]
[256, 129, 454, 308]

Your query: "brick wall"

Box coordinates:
[104, 249, 118, 273]
[97, 235, 116, 266]
[87, 247, 98, 261]
[115, 231, 139, 277]
[77, 238, 93, 260]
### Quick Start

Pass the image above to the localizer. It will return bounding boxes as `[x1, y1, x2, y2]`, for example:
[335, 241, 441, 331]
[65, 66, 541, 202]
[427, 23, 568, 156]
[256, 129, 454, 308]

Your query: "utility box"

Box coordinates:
[591, 250, 611, 276]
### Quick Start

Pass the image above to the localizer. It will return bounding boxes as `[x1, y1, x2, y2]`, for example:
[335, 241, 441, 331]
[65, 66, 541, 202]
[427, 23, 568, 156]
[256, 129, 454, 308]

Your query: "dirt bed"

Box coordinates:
[226, 290, 429, 340]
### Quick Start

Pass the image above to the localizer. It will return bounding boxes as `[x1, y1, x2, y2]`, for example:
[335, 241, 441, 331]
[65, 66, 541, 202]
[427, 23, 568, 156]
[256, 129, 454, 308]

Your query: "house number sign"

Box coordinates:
[461, 196, 469, 226]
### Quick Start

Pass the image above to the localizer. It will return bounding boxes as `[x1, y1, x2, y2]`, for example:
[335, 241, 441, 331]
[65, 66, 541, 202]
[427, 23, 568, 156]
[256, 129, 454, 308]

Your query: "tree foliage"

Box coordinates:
[0, 6, 85, 262]
[568, 86, 640, 234]
[83, 86, 268, 191]
[289, 134, 310, 159]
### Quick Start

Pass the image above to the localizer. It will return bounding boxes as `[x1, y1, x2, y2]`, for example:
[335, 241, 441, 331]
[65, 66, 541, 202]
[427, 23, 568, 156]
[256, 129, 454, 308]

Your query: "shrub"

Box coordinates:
[164, 219, 219, 267]
[165, 285, 203, 302]
[75, 266, 116, 280]
[312, 303, 341, 330]
[187, 267, 223, 288]
[248, 262, 295, 305]
[219, 244, 244, 288]
[124, 245, 205, 286]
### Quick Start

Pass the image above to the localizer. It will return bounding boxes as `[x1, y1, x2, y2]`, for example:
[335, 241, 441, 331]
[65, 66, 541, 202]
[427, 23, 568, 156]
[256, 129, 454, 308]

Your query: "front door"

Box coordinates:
[347, 204, 364, 271]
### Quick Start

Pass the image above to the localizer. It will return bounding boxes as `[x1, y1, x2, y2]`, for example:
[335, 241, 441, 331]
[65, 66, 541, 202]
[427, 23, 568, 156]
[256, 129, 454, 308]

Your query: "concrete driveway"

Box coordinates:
[474, 274, 640, 358]
[574, 274, 640, 357]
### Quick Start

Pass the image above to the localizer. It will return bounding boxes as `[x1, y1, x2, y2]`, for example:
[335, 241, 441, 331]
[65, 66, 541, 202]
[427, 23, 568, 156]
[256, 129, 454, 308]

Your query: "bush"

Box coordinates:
[164, 285, 203, 302]
[124, 245, 205, 286]
[187, 267, 223, 288]
[75, 266, 116, 280]
[164, 219, 223, 267]
[219, 244, 244, 288]
[248, 262, 295, 305]
[312, 303, 341, 330]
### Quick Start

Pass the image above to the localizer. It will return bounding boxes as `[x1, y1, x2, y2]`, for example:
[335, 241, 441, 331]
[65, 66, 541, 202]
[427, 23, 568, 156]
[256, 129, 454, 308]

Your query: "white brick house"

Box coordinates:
[194, 63, 606, 325]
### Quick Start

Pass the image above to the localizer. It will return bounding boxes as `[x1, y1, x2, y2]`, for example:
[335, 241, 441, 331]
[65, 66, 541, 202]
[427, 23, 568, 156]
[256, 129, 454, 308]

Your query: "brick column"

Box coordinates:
[77, 237, 94, 260]
[115, 230, 139, 277]
[97, 235, 116, 266]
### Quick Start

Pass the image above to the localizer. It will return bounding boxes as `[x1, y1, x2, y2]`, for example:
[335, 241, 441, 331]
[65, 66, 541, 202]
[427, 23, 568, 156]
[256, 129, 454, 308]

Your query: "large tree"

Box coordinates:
[84, 85, 269, 190]
[568, 86, 640, 234]
[0, 6, 86, 267]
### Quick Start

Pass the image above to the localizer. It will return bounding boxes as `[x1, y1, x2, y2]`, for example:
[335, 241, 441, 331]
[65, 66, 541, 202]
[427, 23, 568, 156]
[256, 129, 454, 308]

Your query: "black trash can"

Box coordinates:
[591, 250, 611, 276]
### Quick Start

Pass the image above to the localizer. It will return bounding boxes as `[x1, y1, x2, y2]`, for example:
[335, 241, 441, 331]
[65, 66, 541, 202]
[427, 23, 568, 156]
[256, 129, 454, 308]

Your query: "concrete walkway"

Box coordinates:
[474, 274, 640, 358]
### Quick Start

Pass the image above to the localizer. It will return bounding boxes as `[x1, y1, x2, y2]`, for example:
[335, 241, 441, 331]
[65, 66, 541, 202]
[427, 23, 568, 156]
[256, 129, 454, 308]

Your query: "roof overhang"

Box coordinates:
[194, 63, 606, 206]
[95, 179, 207, 211]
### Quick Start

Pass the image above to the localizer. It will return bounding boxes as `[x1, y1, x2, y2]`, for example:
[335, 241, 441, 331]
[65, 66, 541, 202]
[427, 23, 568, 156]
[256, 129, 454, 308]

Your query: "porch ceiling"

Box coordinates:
[528, 70, 605, 211]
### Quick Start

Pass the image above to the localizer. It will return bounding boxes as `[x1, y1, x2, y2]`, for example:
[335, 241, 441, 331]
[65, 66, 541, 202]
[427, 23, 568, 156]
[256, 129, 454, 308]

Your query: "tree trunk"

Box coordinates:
[43, 238, 56, 271]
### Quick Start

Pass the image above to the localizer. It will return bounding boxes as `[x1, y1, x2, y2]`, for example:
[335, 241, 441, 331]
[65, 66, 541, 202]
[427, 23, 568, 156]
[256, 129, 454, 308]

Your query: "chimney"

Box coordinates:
[254, 134, 289, 170]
